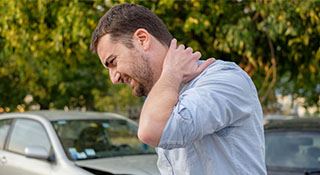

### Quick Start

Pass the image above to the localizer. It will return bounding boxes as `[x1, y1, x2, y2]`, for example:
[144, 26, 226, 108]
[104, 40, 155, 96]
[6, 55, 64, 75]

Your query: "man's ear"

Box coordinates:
[133, 28, 151, 51]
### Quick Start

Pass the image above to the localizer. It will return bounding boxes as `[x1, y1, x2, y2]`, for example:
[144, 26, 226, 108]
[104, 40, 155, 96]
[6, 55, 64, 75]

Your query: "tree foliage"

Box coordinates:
[0, 0, 319, 114]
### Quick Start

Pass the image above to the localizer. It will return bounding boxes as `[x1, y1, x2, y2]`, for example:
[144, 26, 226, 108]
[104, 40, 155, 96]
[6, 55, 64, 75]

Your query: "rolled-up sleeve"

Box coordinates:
[158, 67, 256, 149]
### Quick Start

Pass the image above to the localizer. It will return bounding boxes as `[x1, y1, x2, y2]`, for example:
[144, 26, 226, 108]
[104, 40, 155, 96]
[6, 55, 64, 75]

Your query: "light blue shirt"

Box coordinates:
[156, 60, 267, 175]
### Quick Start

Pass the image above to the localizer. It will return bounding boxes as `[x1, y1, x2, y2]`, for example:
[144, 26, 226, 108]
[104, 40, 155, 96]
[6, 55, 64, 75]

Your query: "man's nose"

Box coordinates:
[109, 68, 121, 84]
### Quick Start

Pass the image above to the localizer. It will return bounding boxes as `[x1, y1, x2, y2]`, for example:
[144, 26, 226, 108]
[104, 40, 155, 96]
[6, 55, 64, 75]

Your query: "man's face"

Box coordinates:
[97, 34, 154, 97]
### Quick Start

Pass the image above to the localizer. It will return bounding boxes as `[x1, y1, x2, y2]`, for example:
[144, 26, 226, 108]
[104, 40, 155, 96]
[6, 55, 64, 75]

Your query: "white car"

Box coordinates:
[0, 111, 160, 175]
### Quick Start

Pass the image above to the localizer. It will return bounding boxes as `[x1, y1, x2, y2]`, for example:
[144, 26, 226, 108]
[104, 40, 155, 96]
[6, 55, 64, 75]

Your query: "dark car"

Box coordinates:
[265, 117, 320, 175]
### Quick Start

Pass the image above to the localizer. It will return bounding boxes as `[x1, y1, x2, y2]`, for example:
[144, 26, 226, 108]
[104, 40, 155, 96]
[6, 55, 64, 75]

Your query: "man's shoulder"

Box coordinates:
[193, 60, 242, 83]
[180, 59, 255, 95]
[179, 60, 238, 92]
[205, 59, 239, 73]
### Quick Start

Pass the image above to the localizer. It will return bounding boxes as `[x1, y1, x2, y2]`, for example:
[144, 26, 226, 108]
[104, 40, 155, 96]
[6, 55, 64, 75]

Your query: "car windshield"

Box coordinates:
[265, 131, 320, 169]
[51, 119, 155, 161]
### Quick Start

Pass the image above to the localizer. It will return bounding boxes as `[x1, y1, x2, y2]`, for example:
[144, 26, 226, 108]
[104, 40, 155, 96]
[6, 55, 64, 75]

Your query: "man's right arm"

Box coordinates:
[137, 39, 214, 147]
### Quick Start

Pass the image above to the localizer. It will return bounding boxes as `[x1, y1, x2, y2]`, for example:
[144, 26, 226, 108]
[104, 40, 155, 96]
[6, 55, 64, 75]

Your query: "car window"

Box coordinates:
[7, 119, 51, 155]
[265, 131, 320, 169]
[0, 119, 12, 149]
[52, 119, 155, 161]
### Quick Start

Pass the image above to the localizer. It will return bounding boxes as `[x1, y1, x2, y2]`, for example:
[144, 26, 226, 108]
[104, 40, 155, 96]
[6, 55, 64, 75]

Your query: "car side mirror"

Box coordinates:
[25, 145, 50, 160]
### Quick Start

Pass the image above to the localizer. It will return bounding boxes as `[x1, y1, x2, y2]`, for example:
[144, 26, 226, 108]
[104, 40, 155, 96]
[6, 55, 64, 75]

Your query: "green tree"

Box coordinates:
[0, 0, 141, 114]
[0, 0, 319, 115]
[114, 0, 320, 113]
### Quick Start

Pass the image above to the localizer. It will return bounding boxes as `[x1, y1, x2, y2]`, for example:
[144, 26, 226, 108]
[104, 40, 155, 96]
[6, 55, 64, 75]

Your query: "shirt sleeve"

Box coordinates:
[158, 65, 258, 149]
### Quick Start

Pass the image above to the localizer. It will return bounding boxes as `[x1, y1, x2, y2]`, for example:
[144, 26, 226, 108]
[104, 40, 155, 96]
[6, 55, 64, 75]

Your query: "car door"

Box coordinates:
[0, 118, 53, 175]
[0, 119, 12, 167]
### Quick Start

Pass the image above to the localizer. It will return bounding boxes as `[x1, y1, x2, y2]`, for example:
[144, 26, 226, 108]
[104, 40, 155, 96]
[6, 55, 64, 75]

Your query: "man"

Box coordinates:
[90, 3, 266, 175]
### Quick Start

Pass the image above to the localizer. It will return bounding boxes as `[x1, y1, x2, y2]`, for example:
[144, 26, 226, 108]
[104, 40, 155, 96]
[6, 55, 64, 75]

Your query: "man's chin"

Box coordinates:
[132, 90, 146, 97]
[132, 86, 148, 97]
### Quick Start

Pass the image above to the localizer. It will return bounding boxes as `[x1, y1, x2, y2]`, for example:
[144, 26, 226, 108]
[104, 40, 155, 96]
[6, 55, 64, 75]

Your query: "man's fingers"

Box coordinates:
[192, 51, 202, 60]
[178, 44, 185, 50]
[197, 58, 215, 73]
[169, 38, 177, 50]
[186, 47, 193, 54]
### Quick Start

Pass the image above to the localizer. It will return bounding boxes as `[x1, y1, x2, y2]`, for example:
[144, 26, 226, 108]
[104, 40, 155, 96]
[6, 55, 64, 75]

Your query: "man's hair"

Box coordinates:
[90, 3, 173, 53]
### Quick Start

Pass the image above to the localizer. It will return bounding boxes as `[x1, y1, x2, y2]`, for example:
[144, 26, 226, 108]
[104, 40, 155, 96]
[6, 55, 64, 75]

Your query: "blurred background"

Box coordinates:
[0, 0, 319, 119]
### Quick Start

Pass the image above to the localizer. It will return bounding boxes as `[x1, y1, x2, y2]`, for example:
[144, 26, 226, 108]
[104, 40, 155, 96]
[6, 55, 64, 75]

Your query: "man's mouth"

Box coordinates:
[123, 77, 134, 88]
[129, 79, 135, 88]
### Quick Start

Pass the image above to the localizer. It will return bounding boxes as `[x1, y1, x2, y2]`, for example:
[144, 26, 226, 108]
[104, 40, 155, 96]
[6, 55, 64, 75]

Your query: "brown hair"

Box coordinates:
[90, 3, 173, 52]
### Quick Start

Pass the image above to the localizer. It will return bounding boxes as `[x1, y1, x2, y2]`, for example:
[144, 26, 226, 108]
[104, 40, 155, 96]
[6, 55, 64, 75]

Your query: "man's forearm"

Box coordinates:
[138, 73, 181, 147]
[137, 38, 213, 147]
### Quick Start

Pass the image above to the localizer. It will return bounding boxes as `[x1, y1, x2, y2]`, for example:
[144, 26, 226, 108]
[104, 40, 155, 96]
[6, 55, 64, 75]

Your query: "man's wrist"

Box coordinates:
[159, 70, 182, 92]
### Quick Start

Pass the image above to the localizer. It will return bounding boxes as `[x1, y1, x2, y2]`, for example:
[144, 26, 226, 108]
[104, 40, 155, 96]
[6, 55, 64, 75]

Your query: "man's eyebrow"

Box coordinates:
[103, 54, 115, 67]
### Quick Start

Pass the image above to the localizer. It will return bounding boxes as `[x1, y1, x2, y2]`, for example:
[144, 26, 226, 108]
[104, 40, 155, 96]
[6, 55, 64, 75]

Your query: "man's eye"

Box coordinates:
[104, 56, 117, 68]
[110, 58, 117, 66]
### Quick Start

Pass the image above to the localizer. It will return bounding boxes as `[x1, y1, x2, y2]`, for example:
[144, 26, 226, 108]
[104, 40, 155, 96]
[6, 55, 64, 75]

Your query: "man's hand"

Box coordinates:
[162, 38, 215, 85]
[138, 39, 214, 147]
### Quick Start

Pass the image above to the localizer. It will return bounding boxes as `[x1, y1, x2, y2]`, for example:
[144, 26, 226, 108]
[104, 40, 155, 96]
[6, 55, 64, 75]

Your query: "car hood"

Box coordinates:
[75, 154, 160, 175]
[267, 171, 302, 175]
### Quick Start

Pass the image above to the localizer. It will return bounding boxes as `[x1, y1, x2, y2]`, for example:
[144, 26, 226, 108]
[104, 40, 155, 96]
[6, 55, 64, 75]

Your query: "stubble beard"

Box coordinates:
[131, 54, 154, 97]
